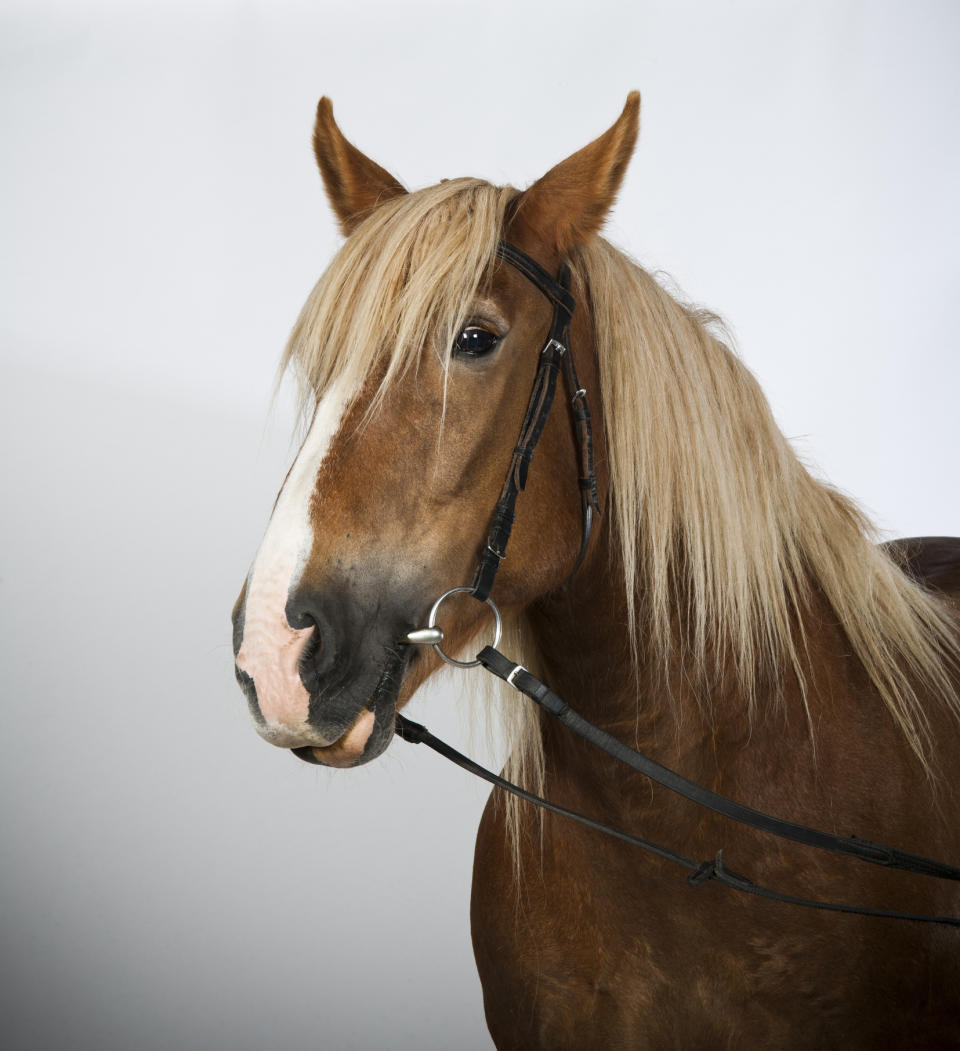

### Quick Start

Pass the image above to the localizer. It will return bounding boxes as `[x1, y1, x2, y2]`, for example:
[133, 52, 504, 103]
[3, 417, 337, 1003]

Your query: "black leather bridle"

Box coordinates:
[470, 242, 600, 603]
[396, 241, 960, 928]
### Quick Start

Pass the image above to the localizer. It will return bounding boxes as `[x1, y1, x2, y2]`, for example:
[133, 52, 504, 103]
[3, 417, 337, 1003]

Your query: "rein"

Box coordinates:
[396, 240, 960, 928]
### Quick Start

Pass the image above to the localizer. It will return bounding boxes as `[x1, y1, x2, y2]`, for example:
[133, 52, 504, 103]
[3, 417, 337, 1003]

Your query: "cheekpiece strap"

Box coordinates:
[471, 242, 599, 602]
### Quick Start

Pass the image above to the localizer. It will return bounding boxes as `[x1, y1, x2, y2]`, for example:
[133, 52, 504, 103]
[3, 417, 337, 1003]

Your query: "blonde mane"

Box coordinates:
[578, 236, 960, 755]
[284, 179, 960, 822]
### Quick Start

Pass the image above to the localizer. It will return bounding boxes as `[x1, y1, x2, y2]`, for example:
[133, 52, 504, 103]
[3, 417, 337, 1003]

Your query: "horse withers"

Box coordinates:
[232, 95, 960, 1048]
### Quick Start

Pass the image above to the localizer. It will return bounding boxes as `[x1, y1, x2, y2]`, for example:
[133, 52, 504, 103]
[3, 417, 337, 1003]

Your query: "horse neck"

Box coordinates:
[525, 514, 803, 790]
[527, 518, 719, 766]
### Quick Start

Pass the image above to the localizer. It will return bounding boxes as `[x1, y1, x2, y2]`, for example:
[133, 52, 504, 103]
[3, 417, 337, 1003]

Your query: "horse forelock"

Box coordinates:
[280, 178, 520, 430]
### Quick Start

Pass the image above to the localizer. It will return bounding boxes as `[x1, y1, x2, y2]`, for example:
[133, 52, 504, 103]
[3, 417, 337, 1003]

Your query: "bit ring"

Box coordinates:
[427, 586, 502, 668]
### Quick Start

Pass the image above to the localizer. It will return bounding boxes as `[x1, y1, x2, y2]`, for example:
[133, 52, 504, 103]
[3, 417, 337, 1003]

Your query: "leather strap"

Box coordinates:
[396, 710, 960, 927]
[476, 646, 960, 883]
[495, 242, 576, 319]
[471, 244, 600, 601]
[559, 337, 601, 574]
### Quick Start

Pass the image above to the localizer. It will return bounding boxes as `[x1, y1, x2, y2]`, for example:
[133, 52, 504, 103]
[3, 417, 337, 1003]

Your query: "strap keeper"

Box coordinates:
[505, 663, 527, 689]
[687, 852, 722, 888]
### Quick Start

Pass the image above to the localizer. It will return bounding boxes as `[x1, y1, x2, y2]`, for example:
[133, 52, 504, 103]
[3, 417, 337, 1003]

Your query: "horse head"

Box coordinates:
[231, 95, 640, 767]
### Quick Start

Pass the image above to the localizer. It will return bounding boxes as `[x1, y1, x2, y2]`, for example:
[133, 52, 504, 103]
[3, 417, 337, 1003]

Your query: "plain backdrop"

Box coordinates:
[2, 1, 958, 1048]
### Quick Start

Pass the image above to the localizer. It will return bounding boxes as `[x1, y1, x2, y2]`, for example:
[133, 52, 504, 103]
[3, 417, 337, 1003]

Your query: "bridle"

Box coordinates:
[401, 239, 600, 673]
[470, 243, 600, 605]
[395, 240, 960, 928]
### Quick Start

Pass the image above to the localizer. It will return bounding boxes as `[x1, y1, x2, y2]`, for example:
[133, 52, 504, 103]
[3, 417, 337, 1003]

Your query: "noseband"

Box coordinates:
[396, 243, 960, 928]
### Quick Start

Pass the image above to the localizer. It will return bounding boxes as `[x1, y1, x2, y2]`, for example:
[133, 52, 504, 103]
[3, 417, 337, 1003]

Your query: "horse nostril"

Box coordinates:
[297, 618, 324, 693]
[286, 592, 342, 692]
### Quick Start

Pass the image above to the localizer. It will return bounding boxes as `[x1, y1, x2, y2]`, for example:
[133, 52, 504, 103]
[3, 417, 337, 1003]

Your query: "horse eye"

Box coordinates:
[453, 326, 500, 359]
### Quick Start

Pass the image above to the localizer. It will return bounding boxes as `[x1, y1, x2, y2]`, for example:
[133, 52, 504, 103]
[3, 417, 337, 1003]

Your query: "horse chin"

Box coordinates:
[291, 646, 406, 768]
[291, 708, 388, 768]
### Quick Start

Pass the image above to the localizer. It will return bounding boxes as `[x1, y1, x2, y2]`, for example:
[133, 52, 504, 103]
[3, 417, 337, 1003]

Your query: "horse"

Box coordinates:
[231, 94, 960, 1048]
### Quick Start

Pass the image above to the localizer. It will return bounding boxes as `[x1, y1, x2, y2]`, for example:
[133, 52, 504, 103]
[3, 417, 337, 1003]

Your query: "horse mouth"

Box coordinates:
[291, 645, 408, 768]
[291, 709, 376, 768]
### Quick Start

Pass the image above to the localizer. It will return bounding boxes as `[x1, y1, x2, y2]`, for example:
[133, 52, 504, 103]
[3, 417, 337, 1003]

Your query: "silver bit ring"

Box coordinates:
[426, 586, 502, 668]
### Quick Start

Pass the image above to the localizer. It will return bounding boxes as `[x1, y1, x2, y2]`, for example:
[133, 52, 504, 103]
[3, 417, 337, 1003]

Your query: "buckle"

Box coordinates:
[505, 663, 527, 689]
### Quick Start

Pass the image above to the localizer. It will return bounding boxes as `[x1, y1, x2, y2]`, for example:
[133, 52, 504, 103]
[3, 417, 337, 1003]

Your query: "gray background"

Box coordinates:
[2, 1, 958, 1048]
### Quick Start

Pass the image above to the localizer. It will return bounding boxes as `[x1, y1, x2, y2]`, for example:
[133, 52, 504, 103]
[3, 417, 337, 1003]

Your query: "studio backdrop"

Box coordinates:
[1, 2, 957, 1049]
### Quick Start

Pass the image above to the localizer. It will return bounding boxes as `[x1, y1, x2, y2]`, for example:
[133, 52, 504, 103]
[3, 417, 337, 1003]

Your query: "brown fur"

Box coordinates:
[244, 97, 960, 1046]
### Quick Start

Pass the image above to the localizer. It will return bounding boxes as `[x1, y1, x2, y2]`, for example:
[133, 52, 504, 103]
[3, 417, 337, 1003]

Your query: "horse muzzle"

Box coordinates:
[232, 581, 410, 766]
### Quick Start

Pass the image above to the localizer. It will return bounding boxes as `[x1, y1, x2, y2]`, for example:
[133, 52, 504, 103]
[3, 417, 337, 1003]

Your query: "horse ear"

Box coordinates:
[513, 92, 640, 256]
[312, 97, 407, 235]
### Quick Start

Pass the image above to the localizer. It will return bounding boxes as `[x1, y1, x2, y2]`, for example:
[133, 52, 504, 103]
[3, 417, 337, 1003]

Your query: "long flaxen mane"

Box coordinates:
[282, 178, 960, 813]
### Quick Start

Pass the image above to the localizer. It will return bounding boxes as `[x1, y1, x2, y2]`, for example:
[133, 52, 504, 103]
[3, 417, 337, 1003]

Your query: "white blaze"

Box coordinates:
[237, 376, 356, 744]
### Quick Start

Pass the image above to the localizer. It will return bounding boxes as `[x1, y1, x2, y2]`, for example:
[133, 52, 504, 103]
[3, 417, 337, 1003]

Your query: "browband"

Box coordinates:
[495, 242, 576, 319]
